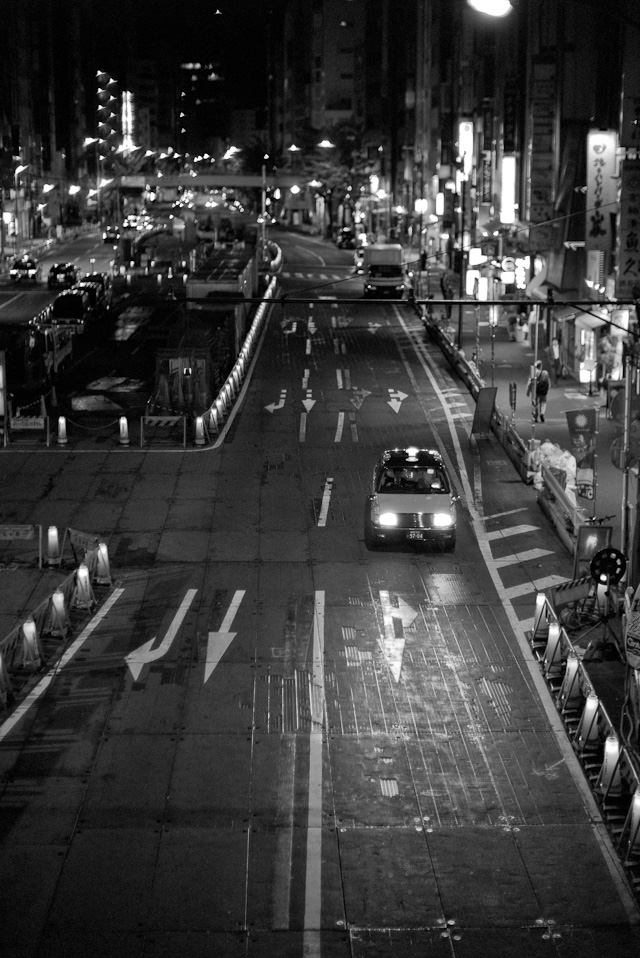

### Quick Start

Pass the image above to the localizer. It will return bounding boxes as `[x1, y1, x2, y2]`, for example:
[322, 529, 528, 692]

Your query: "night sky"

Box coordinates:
[137, 0, 272, 108]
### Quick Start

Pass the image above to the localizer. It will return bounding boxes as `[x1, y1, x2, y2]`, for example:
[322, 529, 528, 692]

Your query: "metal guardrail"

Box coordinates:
[528, 591, 640, 897]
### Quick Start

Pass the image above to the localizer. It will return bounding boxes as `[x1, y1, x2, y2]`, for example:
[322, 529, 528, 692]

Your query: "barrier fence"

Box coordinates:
[0, 535, 112, 711]
[527, 589, 640, 895]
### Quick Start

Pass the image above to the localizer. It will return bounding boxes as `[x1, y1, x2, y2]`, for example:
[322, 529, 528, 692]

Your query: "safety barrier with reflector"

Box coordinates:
[527, 589, 640, 896]
[0, 538, 114, 712]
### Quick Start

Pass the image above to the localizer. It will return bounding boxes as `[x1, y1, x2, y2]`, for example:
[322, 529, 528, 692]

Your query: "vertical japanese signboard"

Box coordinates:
[528, 60, 557, 252]
[616, 159, 640, 300]
[566, 408, 598, 501]
[585, 130, 617, 253]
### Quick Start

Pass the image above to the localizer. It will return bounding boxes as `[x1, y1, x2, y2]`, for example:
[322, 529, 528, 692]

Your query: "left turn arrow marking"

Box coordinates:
[126, 589, 198, 681]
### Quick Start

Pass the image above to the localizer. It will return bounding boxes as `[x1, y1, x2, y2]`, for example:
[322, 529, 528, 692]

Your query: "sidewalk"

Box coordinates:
[421, 268, 625, 554]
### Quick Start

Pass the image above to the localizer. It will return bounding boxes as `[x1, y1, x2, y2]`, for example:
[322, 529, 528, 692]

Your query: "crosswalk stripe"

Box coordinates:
[493, 547, 555, 568]
[504, 575, 568, 599]
[484, 523, 539, 541]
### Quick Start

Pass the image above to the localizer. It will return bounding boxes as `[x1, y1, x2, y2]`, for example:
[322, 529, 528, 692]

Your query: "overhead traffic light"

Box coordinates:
[96, 71, 120, 157]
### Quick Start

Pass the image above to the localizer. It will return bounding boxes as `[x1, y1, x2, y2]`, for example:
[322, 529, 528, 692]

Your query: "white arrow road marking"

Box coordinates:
[306, 338, 312, 355]
[302, 368, 310, 389]
[302, 390, 316, 413]
[282, 321, 297, 335]
[205, 590, 245, 683]
[379, 590, 418, 682]
[265, 389, 287, 413]
[125, 588, 197, 681]
[0, 588, 124, 743]
[350, 387, 371, 410]
[387, 388, 408, 413]
[317, 478, 334, 526]
[334, 412, 344, 443]
[368, 322, 381, 334]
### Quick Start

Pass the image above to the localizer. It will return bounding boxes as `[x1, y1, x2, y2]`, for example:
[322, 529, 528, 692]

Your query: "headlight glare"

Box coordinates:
[433, 512, 453, 527]
[379, 512, 398, 527]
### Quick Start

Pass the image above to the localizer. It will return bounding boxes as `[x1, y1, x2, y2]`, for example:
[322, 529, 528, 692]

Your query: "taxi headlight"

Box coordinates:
[379, 512, 398, 527]
[433, 512, 453, 527]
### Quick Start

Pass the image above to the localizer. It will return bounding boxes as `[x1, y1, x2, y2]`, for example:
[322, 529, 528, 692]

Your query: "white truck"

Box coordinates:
[362, 243, 408, 298]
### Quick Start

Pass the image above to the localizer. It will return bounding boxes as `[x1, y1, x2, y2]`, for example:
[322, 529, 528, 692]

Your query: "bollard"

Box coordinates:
[47, 525, 61, 567]
[596, 733, 622, 797]
[623, 790, 640, 861]
[40, 395, 47, 418]
[57, 415, 68, 445]
[119, 416, 130, 446]
[72, 562, 96, 611]
[21, 617, 41, 671]
[575, 692, 600, 751]
[542, 621, 563, 677]
[530, 592, 549, 644]
[47, 588, 69, 637]
[558, 652, 582, 712]
[95, 542, 112, 586]
[195, 415, 206, 446]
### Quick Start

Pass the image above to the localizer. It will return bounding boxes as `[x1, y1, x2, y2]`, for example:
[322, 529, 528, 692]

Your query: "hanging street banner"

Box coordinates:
[585, 130, 617, 253]
[566, 408, 598, 500]
[616, 160, 640, 300]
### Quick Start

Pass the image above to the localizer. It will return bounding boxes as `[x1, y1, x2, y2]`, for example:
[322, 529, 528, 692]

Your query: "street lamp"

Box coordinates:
[14, 165, 29, 248]
[467, 0, 512, 14]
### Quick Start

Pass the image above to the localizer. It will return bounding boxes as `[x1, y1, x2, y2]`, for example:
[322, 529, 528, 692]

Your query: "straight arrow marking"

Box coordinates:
[126, 588, 198, 681]
[205, 590, 246, 683]
[379, 590, 418, 682]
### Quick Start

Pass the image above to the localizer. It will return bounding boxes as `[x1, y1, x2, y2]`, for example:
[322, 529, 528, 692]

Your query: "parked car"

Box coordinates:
[47, 262, 81, 290]
[48, 289, 91, 332]
[73, 281, 107, 318]
[10, 256, 41, 284]
[364, 446, 458, 550]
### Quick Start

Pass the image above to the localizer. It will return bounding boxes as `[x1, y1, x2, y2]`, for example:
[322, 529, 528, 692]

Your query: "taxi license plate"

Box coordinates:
[408, 530, 424, 540]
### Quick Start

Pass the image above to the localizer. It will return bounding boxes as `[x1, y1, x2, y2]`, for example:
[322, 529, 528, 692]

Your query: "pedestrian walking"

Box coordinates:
[527, 359, 550, 422]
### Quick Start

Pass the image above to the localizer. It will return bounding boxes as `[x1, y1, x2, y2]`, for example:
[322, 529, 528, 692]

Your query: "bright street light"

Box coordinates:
[467, 0, 513, 14]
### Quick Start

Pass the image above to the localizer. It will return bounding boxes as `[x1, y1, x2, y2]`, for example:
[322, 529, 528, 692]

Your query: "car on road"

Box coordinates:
[102, 224, 120, 244]
[364, 446, 457, 550]
[10, 256, 41, 284]
[47, 262, 81, 290]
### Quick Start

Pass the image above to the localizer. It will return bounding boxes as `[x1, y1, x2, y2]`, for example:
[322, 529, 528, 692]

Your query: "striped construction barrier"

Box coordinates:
[526, 588, 640, 895]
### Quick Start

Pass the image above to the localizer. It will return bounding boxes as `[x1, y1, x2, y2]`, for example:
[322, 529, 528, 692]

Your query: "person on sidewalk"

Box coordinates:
[527, 360, 550, 422]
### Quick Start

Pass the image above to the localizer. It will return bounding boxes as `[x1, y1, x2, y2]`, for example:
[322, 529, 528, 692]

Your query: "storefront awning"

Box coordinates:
[552, 305, 577, 322]
[574, 314, 607, 331]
